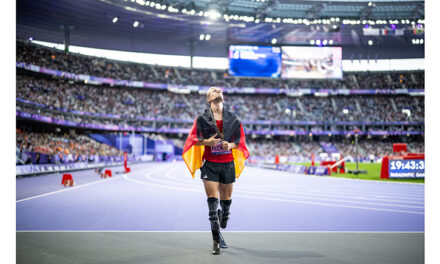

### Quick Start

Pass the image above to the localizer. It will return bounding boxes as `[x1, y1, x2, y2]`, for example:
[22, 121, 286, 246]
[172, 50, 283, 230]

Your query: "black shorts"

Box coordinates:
[200, 160, 236, 184]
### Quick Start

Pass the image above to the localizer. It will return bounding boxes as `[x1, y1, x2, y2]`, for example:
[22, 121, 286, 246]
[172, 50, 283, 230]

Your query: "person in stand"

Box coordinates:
[182, 87, 249, 255]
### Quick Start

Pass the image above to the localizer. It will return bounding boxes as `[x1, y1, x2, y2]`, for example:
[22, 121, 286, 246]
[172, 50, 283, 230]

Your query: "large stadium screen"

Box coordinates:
[228, 45, 281, 78]
[281, 46, 343, 79]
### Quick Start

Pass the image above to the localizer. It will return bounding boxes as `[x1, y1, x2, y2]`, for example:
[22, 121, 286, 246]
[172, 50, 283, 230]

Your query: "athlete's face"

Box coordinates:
[208, 88, 224, 104]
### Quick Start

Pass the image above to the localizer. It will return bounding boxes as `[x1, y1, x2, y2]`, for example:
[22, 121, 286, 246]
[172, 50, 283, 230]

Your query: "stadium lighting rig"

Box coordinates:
[122, 0, 425, 26]
[311, 39, 333, 46]
[199, 34, 211, 41]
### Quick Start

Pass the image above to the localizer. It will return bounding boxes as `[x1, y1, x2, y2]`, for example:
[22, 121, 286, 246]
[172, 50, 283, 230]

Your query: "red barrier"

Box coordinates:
[104, 169, 112, 178]
[321, 159, 346, 174]
[380, 156, 390, 179]
[321, 161, 338, 172]
[124, 152, 131, 173]
[393, 143, 407, 153]
[61, 174, 73, 185]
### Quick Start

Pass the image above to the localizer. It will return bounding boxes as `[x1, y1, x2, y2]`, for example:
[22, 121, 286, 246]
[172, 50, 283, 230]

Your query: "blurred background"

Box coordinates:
[15, 0, 424, 179]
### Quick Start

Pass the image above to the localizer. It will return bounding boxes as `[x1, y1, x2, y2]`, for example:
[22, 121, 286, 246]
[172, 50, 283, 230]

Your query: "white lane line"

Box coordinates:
[245, 166, 425, 186]
[151, 169, 424, 210]
[16, 175, 124, 203]
[171, 163, 425, 199]
[125, 166, 424, 215]
[244, 168, 425, 198]
[163, 165, 424, 206]
[242, 185, 425, 200]
[16, 164, 167, 203]
[123, 174, 200, 193]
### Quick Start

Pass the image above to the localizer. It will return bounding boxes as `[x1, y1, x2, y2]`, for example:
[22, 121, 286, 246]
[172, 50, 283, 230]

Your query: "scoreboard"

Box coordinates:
[388, 159, 425, 178]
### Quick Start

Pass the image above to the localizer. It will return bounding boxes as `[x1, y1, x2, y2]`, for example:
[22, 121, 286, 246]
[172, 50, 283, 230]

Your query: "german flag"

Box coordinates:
[182, 107, 249, 178]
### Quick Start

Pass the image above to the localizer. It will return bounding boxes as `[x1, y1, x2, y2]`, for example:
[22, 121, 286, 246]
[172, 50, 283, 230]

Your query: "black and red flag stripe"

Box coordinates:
[182, 106, 249, 178]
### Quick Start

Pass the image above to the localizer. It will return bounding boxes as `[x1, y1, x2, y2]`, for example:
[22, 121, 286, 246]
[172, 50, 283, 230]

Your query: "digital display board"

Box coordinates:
[281, 46, 343, 79]
[228, 45, 281, 78]
[388, 159, 425, 178]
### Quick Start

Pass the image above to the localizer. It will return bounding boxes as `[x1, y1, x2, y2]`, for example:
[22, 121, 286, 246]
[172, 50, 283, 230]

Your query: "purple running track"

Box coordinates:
[16, 162, 424, 231]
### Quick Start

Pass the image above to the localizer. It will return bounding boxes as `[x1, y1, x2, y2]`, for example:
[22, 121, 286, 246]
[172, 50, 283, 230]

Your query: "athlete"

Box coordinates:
[182, 87, 249, 255]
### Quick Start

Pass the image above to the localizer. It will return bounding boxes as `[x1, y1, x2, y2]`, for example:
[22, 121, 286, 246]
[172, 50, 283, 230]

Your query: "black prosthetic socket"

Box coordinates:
[207, 197, 220, 242]
[219, 199, 232, 229]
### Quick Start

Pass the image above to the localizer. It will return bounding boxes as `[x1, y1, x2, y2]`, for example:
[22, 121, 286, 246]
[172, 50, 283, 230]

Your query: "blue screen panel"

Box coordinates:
[228, 45, 281, 78]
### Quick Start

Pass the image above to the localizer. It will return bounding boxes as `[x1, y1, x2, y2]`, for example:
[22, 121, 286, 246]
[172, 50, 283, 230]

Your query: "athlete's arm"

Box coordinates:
[222, 141, 237, 151]
[195, 135, 221, 146]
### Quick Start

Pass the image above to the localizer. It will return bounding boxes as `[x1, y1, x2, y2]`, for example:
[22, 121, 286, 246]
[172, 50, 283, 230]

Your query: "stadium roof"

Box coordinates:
[17, 0, 424, 58]
[157, 0, 424, 20]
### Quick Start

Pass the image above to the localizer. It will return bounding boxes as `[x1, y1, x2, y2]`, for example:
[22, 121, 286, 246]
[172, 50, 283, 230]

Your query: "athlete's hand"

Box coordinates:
[222, 141, 231, 150]
[205, 135, 221, 147]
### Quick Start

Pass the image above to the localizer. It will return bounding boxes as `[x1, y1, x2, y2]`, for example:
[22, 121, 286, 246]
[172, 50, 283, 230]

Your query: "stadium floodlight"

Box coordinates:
[368, 40, 373, 46]
[200, 34, 205, 40]
[343, 109, 349, 114]
[205, 34, 211, 40]
[255, 19, 260, 23]
[368, 2, 372, 7]
[310, 40, 315, 45]
[415, 39, 420, 44]
[150, 2, 155, 7]
[420, 39, 424, 44]
[271, 38, 277, 44]
[329, 40, 334, 45]
[316, 40, 321, 45]
[207, 10, 221, 20]
[323, 40, 328, 45]
[133, 21, 139, 27]
[112, 17, 118, 23]
[412, 39, 416, 44]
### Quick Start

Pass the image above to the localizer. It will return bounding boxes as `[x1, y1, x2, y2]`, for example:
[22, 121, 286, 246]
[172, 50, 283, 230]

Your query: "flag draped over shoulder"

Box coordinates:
[182, 106, 249, 178]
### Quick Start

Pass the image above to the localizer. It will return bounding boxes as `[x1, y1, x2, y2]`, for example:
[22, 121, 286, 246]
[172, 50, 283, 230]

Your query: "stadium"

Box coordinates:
[13, 0, 428, 263]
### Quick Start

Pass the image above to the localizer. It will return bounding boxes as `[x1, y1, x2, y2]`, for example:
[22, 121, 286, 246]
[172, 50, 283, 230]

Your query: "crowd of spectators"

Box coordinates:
[17, 40, 424, 90]
[333, 140, 424, 159]
[16, 129, 124, 164]
[16, 75, 425, 125]
[16, 40, 425, 165]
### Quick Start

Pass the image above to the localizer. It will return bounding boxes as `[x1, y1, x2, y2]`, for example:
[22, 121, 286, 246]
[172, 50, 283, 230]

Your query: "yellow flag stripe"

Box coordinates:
[182, 145, 204, 178]
[232, 149, 246, 178]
